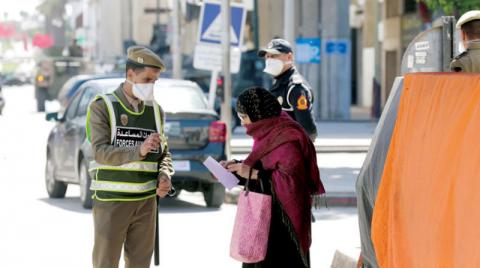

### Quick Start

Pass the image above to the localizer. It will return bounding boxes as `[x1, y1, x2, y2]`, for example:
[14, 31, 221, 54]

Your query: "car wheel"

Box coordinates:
[36, 88, 47, 112]
[79, 159, 93, 209]
[45, 152, 67, 198]
[203, 183, 225, 208]
[37, 97, 45, 112]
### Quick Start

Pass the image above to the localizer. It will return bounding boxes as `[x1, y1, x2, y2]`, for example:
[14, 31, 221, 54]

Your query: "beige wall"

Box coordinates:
[85, 0, 171, 61]
[257, 0, 284, 46]
[359, 0, 409, 107]
[86, 0, 270, 61]
[363, 0, 376, 47]
[358, 0, 376, 107]
[381, 0, 404, 104]
[133, 0, 171, 45]
[96, 0, 124, 60]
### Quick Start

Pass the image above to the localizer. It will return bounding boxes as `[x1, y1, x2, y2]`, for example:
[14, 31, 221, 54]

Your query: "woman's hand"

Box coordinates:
[219, 160, 237, 169]
[227, 163, 259, 179]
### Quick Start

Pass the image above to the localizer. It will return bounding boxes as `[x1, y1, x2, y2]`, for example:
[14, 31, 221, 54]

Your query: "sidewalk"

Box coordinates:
[228, 120, 378, 207]
[231, 121, 376, 153]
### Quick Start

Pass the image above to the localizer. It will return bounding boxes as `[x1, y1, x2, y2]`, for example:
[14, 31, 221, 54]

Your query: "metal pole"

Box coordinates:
[208, 71, 219, 110]
[129, 0, 133, 40]
[154, 196, 160, 266]
[172, 0, 182, 79]
[373, 0, 382, 110]
[253, 0, 260, 50]
[284, 0, 295, 43]
[156, 0, 161, 25]
[221, 0, 231, 159]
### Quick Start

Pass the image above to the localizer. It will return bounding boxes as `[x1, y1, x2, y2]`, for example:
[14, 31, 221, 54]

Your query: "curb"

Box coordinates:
[331, 250, 358, 268]
[225, 190, 357, 207]
[231, 145, 369, 154]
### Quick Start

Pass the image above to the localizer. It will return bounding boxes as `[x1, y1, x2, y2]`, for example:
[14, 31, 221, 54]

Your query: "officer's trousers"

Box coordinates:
[92, 198, 156, 268]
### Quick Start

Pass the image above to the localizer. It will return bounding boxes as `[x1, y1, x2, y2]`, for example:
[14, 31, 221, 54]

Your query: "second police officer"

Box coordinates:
[258, 38, 318, 140]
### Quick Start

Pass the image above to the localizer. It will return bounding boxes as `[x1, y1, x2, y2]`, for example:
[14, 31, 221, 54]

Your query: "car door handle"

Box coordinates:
[65, 125, 76, 134]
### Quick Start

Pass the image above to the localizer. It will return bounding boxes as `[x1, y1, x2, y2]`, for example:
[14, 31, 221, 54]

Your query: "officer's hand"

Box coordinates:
[140, 133, 161, 157]
[157, 177, 172, 198]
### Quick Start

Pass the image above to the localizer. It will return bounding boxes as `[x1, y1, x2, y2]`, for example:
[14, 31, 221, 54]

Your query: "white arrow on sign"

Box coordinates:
[201, 14, 239, 44]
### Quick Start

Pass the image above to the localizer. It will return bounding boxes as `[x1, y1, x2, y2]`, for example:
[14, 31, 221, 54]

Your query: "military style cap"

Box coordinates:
[456, 10, 480, 28]
[127, 46, 166, 71]
[258, 39, 293, 57]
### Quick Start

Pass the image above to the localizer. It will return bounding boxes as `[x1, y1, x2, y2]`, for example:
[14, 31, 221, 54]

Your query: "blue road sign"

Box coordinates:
[325, 40, 349, 55]
[295, 38, 321, 64]
[198, 2, 246, 47]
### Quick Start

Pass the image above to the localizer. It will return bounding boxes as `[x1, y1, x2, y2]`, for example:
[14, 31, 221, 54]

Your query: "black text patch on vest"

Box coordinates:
[114, 127, 159, 153]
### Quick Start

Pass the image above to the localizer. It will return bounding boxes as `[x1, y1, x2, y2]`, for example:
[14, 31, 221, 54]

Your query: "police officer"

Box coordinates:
[87, 46, 174, 268]
[258, 39, 318, 140]
[451, 10, 480, 72]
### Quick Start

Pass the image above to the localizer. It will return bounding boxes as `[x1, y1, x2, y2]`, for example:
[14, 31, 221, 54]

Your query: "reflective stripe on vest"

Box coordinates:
[89, 161, 158, 173]
[96, 94, 117, 144]
[90, 180, 157, 193]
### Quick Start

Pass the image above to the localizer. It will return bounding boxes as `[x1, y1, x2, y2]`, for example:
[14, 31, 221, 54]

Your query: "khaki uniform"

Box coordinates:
[89, 86, 173, 268]
[93, 198, 156, 268]
[450, 43, 480, 72]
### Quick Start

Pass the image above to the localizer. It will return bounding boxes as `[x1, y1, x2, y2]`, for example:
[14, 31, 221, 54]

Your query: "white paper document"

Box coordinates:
[203, 156, 239, 190]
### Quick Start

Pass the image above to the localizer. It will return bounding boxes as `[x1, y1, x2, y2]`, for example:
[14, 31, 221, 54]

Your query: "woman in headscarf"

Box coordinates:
[223, 86, 325, 268]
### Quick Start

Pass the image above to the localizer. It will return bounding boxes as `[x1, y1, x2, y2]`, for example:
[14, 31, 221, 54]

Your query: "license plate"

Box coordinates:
[172, 160, 191, 171]
[164, 122, 181, 136]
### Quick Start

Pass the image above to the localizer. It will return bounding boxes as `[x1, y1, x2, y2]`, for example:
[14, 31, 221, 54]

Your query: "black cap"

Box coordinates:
[258, 39, 293, 58]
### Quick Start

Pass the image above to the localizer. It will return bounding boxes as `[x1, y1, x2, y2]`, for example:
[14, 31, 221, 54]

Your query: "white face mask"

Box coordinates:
[263, 58, 291, 76]
[126, 80, 154, 101]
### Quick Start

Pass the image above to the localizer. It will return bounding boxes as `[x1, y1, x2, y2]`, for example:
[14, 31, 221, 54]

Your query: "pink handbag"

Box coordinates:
[230, 170, 272, 263]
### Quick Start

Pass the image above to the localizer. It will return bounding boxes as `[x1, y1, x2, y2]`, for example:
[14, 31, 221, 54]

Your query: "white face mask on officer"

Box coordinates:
[263, 58, 291, 77]
[126, 79, 154, 101]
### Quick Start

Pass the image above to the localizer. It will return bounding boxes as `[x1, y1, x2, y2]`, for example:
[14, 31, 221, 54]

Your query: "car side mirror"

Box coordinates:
[46, 112, 59, 122]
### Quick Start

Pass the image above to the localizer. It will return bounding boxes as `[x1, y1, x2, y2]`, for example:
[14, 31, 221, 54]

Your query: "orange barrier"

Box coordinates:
[372, 73, 480, 267]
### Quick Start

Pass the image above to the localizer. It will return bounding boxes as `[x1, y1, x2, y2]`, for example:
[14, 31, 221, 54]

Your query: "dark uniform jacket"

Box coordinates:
[269, 67, 317, 140]
[450, 42, 480, 72]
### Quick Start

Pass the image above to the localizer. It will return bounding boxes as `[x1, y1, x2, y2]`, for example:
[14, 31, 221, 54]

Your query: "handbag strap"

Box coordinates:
[244, 167, 253, 196]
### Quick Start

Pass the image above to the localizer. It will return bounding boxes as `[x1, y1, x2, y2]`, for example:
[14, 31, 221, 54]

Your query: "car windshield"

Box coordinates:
[96, 81, 208, 113]
[155, 85, 208, 112]
[58, 77, 83, 103]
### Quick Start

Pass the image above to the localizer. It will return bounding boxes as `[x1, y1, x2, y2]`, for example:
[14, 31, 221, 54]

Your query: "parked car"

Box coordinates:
[0, 85, 4, 115]
[56, 73, 123, 113]
[0, 73, 30, 86]
[35, 57, 93, 112]
[45, 78, 227, 208]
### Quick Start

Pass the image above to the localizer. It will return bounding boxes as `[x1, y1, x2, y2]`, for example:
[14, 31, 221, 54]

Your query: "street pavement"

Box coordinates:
[0, 85, 361, 267]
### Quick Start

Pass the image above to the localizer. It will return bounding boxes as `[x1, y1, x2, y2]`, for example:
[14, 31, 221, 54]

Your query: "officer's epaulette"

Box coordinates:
[290, 74, 303, 84]
[454, 51, 468, 60]
[93, 96, 104, 103]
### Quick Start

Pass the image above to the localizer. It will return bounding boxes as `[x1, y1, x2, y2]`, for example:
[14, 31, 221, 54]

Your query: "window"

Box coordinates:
[65, 89, 83, 120]
[155, 85, 208, 112]
[77, 87, 100, 117]
[404, 0, 417, 14]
